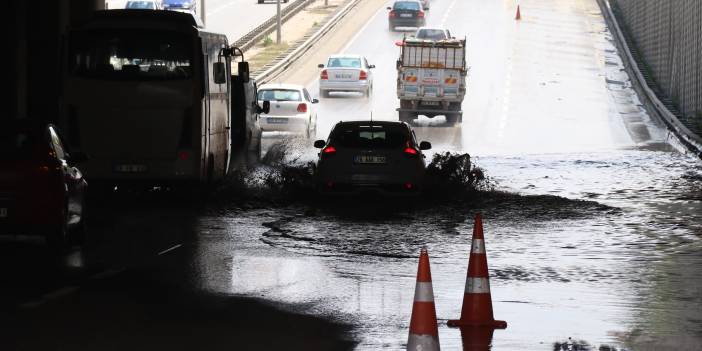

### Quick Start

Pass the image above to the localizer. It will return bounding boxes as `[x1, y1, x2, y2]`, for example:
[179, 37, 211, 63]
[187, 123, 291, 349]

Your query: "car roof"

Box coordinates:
[328, 54, 363, 59]
[258, 83, 304, 90]
[334, 120, 410, 129]
[417, 27, 448, 32]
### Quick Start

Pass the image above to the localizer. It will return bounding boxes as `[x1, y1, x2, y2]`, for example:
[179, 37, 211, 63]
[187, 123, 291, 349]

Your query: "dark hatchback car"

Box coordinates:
[388, 0, 426, 31]
[0, 120, 88, 249]
[313, 121, 431, 196]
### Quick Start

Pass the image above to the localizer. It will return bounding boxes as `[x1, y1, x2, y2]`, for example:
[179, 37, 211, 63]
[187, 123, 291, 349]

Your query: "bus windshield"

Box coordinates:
[69, 29, 193, 80]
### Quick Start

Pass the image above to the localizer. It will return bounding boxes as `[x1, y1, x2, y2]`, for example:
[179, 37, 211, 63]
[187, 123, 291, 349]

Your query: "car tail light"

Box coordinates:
[178, 150, 190, 160]
[297, 103, 308, 113]
[359, 70, 368, 80]
[418, 11, 425, 18]
[322, 145, 337, 156]
[320, 69, 328, 80]
[404, 146, 418, 157]
[404, 182, 414, 190]
[389, 10, 396, 18]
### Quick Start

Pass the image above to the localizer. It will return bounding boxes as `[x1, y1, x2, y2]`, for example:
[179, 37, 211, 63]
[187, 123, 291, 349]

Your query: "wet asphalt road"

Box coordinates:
[3, 0, 702, 350]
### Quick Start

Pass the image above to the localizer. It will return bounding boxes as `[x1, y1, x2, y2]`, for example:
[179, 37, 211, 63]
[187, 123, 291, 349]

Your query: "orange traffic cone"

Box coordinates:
[408, 248, 440, 350]
[447, 214, 507, 329]
[515, 5, 521, 20]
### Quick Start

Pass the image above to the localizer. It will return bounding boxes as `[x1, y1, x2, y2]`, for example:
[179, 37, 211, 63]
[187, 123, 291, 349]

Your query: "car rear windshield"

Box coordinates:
[257, 89, 301, 101]
[417, 29, 447, 40]
[125, 1, 157, 9]
[393, 1, 420, 10]
[331, 124, 410, 149]
[0, 128, 41, 160]
[327, 57, 361, 68]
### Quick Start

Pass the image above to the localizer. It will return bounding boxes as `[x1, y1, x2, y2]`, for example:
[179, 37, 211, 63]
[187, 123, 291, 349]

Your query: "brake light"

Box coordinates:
[404, 182, 414, 190]
[404, 147, 418, 156]
[389, 10, 396, 18]
[359, 70, 367, 80]
[297, 103, 308, 113]
[418, 11, 425, 18]
[322, 145, 337, 155]
[320, 69, 328, 80]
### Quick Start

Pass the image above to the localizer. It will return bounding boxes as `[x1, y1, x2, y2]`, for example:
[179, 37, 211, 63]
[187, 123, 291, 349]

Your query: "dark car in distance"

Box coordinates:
[388, 0, 425, 31]
[0, 120, 88, 249]
[313, 121, 431, 196]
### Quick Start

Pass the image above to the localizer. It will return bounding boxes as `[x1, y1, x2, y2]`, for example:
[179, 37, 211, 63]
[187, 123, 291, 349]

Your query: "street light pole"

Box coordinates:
[201, 0, 206, 27]
[276, 0, 281, 44]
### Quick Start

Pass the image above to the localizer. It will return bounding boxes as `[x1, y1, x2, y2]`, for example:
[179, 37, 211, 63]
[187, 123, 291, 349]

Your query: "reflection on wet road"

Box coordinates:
[3, 0, 701, 350]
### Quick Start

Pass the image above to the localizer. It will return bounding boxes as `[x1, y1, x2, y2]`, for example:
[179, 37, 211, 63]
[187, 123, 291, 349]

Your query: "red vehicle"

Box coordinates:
[0, 120, 88, 249]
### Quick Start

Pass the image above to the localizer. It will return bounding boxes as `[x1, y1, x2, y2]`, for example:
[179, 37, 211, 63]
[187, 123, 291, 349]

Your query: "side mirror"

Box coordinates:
[311, 98, 319, 104]
[213, 62, 227, 84]
[313, 140, 326, 148]
[238, 61, 250, 83]
[419, 141, 431, 150]
[386, 6, 391, 10]
[261, 100, 271, 114]
[368, 64, 375, 69]
[317, 63, 325, 68]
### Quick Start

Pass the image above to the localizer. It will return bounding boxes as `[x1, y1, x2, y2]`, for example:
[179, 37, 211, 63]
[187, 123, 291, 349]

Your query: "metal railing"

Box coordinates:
[232, 0, 317, 52]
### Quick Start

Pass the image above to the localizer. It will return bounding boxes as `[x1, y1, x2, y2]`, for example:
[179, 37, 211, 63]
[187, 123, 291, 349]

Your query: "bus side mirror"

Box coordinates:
[213, 62, 227, 84]
[238, 61, 250, 83]
[259, 100, 270, 114]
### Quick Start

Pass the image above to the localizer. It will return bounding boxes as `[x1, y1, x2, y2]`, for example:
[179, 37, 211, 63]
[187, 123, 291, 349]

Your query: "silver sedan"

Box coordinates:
[318, 55, 375, 98]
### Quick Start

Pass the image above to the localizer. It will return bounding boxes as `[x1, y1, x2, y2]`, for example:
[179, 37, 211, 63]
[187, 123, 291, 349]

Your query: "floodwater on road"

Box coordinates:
[31, 0, 700, 350]
[185, 0, 702, 349]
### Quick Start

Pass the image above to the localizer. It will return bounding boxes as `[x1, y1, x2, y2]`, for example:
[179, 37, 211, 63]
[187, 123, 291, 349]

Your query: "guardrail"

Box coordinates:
[253, 0, 362, 84]
[597, 0, 702, 159]
[232, 0, 316, 52]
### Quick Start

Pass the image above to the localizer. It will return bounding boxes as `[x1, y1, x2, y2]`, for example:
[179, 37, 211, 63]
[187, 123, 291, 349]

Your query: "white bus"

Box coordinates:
[60, 9, 235, 188]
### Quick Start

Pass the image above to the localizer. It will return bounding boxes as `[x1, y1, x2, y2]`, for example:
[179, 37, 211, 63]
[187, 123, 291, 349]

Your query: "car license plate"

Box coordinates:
[422, 101, 440, 106]
[0, 208, 7, 218]
[400, 13, 412, 17]
[114, 164, 148, 173]
[335, 74, 353, 79]
[354, 155, 386, 164]
[267, 117, 288, 124]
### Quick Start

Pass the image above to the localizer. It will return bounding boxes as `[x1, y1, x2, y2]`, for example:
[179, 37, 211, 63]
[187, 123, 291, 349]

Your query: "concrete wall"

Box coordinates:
[610, 0, 702, 135]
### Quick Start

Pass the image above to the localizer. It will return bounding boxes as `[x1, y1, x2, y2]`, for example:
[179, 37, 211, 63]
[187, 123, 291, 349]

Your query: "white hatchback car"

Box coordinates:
[318, 55, 375, 98]
[257, 83, 319, 138]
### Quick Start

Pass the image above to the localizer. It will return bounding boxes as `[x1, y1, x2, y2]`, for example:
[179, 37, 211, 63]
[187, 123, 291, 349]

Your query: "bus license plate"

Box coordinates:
[114, 164, 148, 173]
[268, 117, 288, 124]
[354, 155, 386, 164]
[0, 208, 7, 218]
